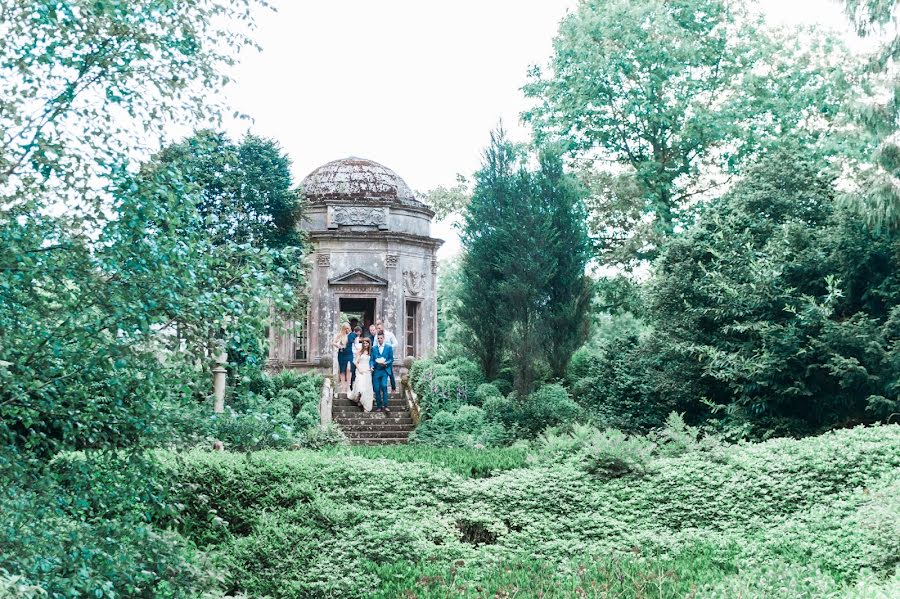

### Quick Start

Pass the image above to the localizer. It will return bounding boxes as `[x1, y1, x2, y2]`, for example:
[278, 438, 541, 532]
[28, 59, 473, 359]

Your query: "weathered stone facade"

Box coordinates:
[267, 157, 442, 373]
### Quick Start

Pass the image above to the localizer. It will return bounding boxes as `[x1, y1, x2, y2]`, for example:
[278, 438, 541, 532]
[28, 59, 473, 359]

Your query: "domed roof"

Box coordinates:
[301, 157, 426, 209]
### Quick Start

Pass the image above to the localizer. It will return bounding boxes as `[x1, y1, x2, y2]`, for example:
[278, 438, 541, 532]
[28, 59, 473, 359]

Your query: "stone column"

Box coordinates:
[212, 344, 227, 413]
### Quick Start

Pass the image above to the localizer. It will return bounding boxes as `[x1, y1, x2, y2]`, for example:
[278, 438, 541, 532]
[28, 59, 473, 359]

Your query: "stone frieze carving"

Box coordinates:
[317, 253, 330, 267]
[331, 206, 387, 227]
[403, 270, 426, 296]
[431, 259, 438, 274]
[386, 254, 399, 268]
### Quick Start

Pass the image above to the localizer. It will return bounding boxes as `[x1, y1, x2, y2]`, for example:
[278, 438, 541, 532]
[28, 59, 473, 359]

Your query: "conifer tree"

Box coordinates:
[459, 130, 593, 392]
[459, 129, 516, 380]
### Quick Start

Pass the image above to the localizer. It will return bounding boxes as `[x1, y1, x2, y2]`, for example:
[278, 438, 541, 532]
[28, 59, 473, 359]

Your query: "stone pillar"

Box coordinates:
[212, 345, 227, 413]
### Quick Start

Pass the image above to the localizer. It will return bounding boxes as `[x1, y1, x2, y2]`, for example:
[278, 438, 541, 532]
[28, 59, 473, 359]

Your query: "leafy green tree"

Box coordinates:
[524, 0, 850, 265]
[149, 130, 303, 252]
[0, 0, 277, 593]
[459, 130, 518, 380]
[643, 143, 900, 434]
[143, 130, 306, 365]
[538, 150, 594, 378]
[836, 0, 900, 229]
[460, 130, 593, 392]
[420, 174, 472, 220]
[435, 255, 469, 353]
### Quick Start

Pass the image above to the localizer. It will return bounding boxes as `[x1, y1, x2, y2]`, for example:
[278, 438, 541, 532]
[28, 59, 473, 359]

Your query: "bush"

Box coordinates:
[519, 384, 581, 435]
[416, 374, 464, 415]
[475, 383, 502, 405]
[441, 357, 484, 399]
[529, 423, 656, 479]
[1, 455, 214, 598]
[323, 445, 528, 478]
[165, 425, 900, 598]
[482, 383, 582, 439]
[295, 423, 347, 449]
[411, 357, 485, 416]
[566, 336, 676, 432]
[204, 371, 325, 451]
[410, 405, 510, 448]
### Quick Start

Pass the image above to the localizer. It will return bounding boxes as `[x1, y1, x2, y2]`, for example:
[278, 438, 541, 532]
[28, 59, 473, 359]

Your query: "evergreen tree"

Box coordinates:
[537, 150, 593, 378]
[459, 129, 516, 380]
[459, 130, 593, 392]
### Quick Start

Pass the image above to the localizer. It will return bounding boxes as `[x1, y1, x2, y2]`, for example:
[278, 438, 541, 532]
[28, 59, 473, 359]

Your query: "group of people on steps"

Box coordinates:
[332, 319, 396, 413]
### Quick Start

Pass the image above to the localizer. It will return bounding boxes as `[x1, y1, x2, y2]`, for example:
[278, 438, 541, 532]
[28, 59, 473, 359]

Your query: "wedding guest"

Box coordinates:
[349, 325, 361, 387]
[331, 323, 352, 394]
[371, 332, 394, 412]
[368, 323, 378, 342]
[351, 337, 374, 412]
[376, 322, 398, 392]
[375, 320, 398, 348]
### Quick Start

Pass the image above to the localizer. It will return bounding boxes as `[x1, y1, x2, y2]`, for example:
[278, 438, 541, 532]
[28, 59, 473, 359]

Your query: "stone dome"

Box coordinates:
[301, 157, 427, 209]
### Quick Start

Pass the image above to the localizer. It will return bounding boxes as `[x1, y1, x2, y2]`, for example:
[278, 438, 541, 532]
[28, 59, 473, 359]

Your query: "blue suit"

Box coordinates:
[370, 343, 394, 410]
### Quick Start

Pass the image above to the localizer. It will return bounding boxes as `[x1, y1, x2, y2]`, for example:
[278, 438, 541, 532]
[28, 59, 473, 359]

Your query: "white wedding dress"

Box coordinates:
[352, 353, 374, 412]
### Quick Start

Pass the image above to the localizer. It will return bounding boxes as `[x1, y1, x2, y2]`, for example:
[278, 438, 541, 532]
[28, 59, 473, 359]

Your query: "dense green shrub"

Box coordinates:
[642, 146, 900, 434]
[566, 336, 676, 431]
[441, 357, 484, 399]
[519, 383, 582, 436]
[411, 357, 486, 416]
[410, 405, 509, 448]
[1, 455, 214, 598]
[204, 371, 325, 451]
[295, 422, 347, 449]
[322, 445, 528, 478]
[166, 425, 900, 598]
[482, 383, 581, 438]
[474, 382, 502, 405]
[530, 423, 656, 478]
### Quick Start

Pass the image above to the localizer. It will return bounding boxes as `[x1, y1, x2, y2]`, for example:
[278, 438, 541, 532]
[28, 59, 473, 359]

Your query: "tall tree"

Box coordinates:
[0, 1, 281, 593]
[524, 0, 850, 265]
[837, 0, 900, 229]
[460, 130, 593, 392]
[149, 130, 303, 252]
[459, 130, 517, 380]
[536, 150, 593, 378]
[643, 142, 900, 433]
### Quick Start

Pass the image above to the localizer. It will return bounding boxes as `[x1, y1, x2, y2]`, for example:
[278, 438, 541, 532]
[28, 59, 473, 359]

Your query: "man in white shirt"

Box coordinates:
[376, 319, 398, 348]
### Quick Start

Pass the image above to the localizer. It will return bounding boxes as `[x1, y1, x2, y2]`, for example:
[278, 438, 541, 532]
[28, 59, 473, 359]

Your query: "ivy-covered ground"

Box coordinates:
[169, 424, 900, 598]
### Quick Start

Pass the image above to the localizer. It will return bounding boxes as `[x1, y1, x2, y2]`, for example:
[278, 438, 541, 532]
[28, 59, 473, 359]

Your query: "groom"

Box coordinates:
[370, 331, 394, 413]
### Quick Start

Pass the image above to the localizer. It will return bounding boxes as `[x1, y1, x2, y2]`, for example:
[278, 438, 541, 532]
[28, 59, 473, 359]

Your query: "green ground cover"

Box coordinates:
[167, 424, 900, 598]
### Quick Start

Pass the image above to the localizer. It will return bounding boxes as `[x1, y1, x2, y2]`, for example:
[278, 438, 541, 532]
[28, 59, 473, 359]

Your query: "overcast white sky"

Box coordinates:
[219, 0, 857, 258]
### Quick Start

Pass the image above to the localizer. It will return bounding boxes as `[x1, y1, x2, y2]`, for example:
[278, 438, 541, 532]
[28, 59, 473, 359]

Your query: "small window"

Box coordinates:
[293, 309, 309, 361]
[405, 301, 419, 358]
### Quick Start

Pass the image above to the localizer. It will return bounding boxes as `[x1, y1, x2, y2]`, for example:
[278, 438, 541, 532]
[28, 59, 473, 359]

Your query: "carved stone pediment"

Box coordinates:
[328, 268, 388, 287]
[327, 205, 389, 229]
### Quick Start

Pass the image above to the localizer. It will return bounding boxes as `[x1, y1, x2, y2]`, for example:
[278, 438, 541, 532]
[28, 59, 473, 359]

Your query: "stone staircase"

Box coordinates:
[332, 392, 414, 445]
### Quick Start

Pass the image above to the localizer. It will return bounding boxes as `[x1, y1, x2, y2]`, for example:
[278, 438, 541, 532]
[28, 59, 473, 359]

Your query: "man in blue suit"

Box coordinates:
[370, 331, 394, 412]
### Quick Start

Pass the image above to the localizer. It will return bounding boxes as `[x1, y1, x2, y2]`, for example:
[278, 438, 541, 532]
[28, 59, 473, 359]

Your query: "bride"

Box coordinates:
[351, 337, 374, 412]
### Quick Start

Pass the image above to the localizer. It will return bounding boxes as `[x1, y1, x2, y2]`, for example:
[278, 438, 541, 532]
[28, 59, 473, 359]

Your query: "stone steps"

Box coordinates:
[335, 417, 413, 426]
[337, 423, 412, 432]
[333, 401, 408, 409]
[345, 430, 411, 439]
[332, 391, 415, 445]
[353, 438, 410, 446]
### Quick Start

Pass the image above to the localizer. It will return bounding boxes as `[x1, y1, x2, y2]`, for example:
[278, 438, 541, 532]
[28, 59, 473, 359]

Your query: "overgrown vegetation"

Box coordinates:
[167, 424, 900, 598]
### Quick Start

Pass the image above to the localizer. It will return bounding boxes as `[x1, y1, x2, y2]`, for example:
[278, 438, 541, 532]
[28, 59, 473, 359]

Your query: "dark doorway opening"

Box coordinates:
[339, 297, 377, 332]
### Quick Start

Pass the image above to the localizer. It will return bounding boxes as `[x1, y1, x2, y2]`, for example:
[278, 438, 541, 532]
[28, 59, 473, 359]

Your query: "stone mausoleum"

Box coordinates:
[267, 157, 443, 373]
